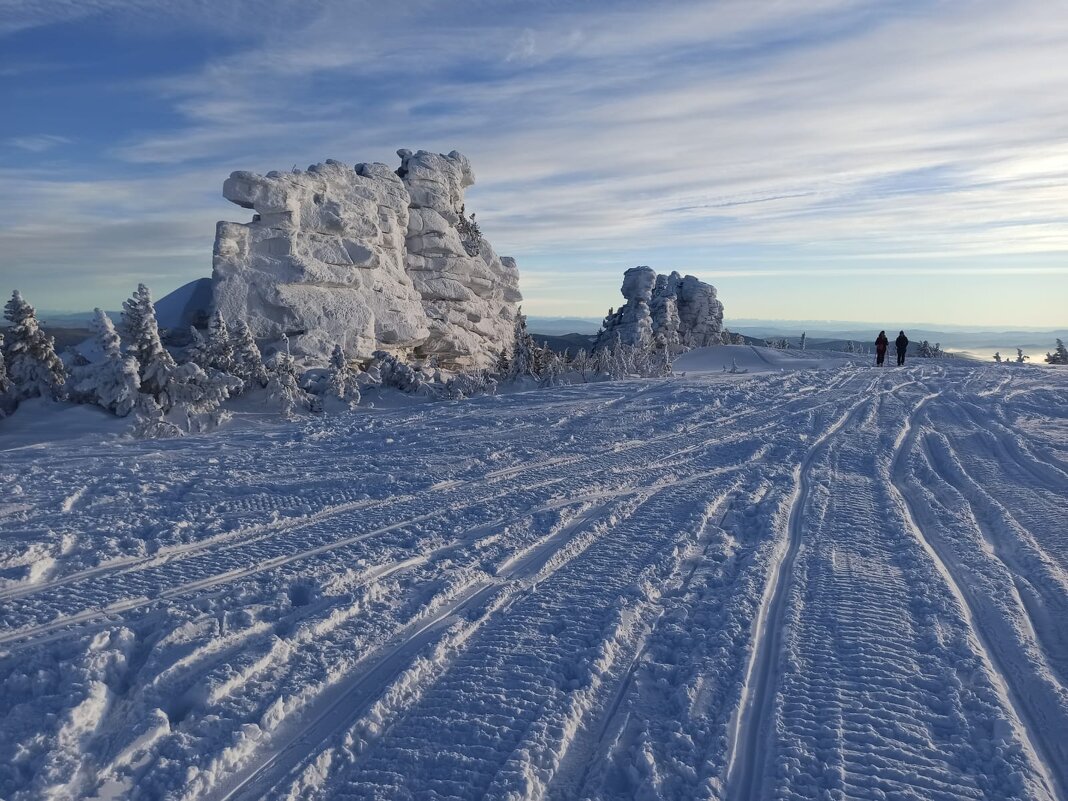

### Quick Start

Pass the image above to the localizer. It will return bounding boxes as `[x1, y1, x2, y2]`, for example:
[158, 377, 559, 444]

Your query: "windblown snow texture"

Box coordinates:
[0, 356, 1066, 801]
[211, 150, 522, 368]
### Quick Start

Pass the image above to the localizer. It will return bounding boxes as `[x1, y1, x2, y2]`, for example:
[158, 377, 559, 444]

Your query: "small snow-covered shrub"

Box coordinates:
[365, 351, 434, 395]
[131, 393, 183, 439]
[444, 370, 497, 399]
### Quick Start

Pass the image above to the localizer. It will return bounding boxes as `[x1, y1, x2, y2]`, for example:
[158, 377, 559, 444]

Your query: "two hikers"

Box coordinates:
[873, 330, 909, 366]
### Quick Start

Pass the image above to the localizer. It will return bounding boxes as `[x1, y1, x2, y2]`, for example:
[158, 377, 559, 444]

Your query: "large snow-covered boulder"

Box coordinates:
[595, 266, 724, 351]
[211, 151, 522, 367]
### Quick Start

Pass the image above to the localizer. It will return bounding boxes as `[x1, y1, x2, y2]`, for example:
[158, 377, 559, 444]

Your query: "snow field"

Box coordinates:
[1, 358, 1066, 800]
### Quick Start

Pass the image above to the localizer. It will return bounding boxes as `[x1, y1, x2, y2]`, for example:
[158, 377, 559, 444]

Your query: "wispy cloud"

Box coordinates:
[6, 134, 72, 152]
[1, 0, 1066, 325]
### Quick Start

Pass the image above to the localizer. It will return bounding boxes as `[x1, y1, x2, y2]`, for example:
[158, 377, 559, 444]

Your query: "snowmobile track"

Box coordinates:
[725, 394, 872, 801]
[890, 392, 1063, 801]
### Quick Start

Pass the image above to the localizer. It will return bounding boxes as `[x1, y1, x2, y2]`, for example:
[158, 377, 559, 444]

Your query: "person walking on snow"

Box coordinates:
[875, 331, 889, 366]
[895, 330, 909, 366]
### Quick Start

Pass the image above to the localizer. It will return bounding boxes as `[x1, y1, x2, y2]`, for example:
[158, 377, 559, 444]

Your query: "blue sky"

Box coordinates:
[1, 0, 1066, 327]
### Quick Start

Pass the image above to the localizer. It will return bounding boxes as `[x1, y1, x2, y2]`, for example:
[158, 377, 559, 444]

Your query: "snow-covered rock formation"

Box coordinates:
[211, 151, 521, 368]
[594, 266, 724, 351]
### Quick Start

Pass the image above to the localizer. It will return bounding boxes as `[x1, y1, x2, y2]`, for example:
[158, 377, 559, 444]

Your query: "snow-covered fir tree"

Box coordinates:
[324, 343, 360, 410]
[918, 340, 934, 358]
[265, 334, 310, 419]
[186, 326, 210, 368]
[0, 333, 10, 396]
[495, 348, 511, 376]
[232, 320, 269, 390]
[3, 290, 66, 401]
[205, 311, 237, 374]
[540, 350, 566, 387]
[167, 361, 241, 432]
[72, 309, 141, 417]
[993, 352, 1002, 363]
[799, 332, 807, 351]
[121, 283, 178, 401]
[572, 349, 591, 382]
[1045, 339, 1068, 365]
[1016, 348, 1029, 363]
[508, 309, 539, 380]
[845, 341, 856, 353]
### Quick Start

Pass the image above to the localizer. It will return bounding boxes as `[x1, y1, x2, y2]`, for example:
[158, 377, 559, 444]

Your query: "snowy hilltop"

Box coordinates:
[2, 360, 1067, 800]
[213, 150, 522, 369]
[594, 266, 727, 352]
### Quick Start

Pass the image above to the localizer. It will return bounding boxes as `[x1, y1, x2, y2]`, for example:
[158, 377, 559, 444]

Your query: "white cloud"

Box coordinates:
[2, 0, 1067, 322]
[6, 134, 71, 152]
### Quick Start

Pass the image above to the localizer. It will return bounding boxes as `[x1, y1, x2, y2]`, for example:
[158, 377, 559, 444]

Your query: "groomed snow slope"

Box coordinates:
[1, 357, 1066, 801]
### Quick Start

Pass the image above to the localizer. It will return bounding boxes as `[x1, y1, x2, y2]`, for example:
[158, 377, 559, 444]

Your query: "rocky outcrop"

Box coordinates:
[399, 150, 522, 368]
[595, 266, 724, 351]
[211, 150, 521, 368]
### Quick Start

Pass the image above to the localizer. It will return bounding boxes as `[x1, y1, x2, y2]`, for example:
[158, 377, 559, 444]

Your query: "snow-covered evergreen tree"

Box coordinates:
[3, 290, 66, 401]
[265, 334, 310, 418]
[540, 350, 565, 387]
[799, 332, 807, 351]
[232, 320, 269, 390]
[324, 343, 360, 410]
[495, 347, 511, 376]
[73, 309, 141, 417]
[1016, 348, 1029, 363]
[167, 361, 241, 432]
[0, 333, 10, 396]
[1045, 339, 1068, 365]
[508, 309, 539, 380]
[186, 326, 210, 368]
[573, 349, 590, 382]
[205, 311, 236, 374]
[845, 341, 856, 354]
[993, 352, 1002, 363]
[122, 283, 178, 401]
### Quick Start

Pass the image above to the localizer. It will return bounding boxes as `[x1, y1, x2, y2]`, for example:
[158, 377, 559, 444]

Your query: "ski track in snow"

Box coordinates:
[1, 362, 1066, 801]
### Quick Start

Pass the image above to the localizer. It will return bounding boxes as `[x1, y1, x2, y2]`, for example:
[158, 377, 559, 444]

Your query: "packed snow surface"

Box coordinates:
[1, 354, 1067, 801]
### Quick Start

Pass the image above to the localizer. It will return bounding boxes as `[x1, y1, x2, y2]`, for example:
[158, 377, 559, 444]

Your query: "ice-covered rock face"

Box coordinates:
[211, 151, 521, 367]
[596, 267, 724, 351]
[399, 149, 522, 368]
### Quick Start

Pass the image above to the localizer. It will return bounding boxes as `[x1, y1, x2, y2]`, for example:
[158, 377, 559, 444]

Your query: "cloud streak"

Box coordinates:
[1, 0, 1066, 325]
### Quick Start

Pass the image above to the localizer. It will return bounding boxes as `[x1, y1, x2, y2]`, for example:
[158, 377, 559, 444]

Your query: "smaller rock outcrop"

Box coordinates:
[595, 266, 724, 351]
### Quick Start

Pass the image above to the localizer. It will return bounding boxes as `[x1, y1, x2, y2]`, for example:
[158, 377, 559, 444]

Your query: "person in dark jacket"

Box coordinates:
[875, 331, 889, 366]
[896, 330, 909, 365]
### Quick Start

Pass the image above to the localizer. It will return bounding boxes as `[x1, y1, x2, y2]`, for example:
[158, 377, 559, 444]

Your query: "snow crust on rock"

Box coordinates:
[211, 151, 521, 367]
[595, 266, 724, 350]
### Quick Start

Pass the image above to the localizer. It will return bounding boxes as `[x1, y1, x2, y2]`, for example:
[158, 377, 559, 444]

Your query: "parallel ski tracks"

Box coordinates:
[208, 498, 626, 801]
[890, 393, 1064, 801]
[724, 394, 874, 801]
